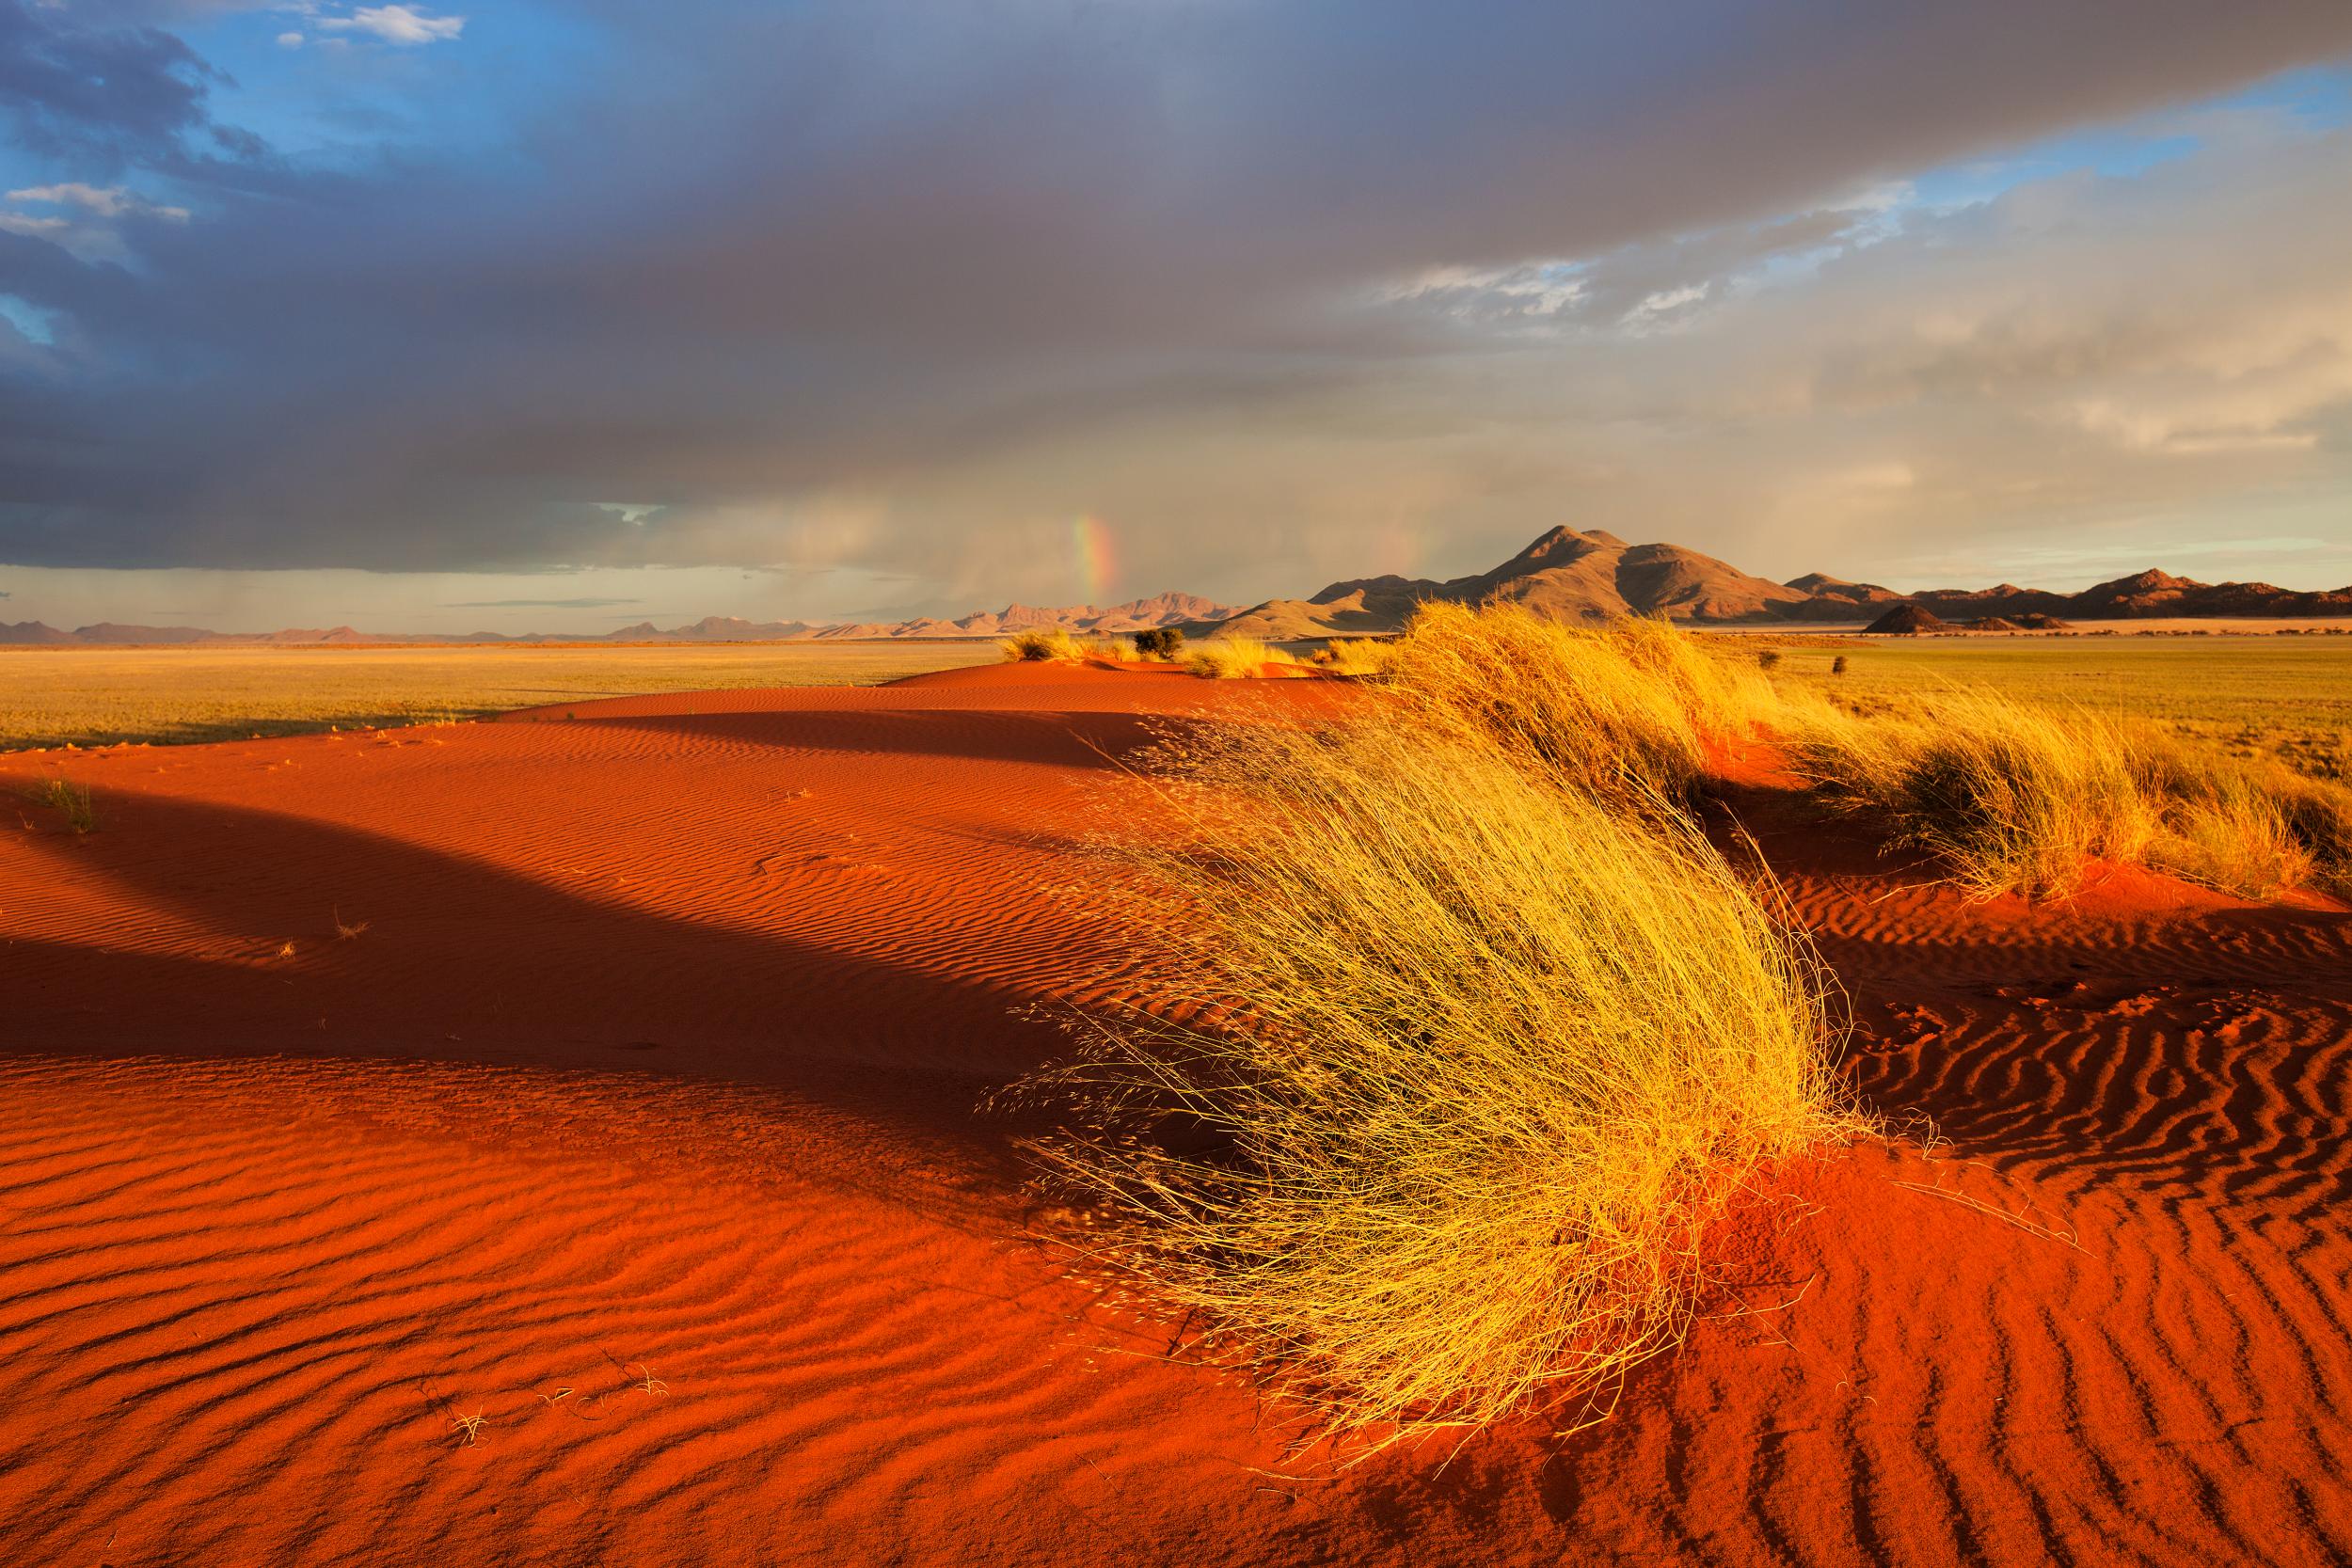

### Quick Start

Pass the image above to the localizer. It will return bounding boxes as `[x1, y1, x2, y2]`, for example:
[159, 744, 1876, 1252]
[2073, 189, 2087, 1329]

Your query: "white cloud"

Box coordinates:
[3, 184, 192, 262]
[278, 32, 304, 49]
[7, 183, 188, 223]
[316, 6, 464, 46]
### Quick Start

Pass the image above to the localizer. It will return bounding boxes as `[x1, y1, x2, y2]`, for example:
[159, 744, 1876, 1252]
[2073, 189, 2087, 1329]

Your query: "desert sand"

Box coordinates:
[2, 661, 2348, 1565]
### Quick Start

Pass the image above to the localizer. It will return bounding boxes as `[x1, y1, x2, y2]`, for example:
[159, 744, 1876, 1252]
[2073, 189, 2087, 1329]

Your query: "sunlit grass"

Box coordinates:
[1009, 606, 2348, 1455]
[1009, 707, 1864, 1448]
[1308, 637, 1397, 676]
[1372, 601, 1783, 812]
[1185, 636, 1295, 679]
[1788, 689, 2352, 900]
[998, 627, 1090, 662]
[1763, 636, 2352, 783]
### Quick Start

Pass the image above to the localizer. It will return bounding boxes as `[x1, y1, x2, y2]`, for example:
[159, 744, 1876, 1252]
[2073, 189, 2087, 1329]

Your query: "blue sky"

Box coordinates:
[1905, 63, 2351, 209]
[5, 4, 2352, 632]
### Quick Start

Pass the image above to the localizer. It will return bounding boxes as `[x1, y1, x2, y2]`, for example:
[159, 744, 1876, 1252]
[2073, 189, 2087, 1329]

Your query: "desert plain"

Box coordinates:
[0, 627, 2345, 1567]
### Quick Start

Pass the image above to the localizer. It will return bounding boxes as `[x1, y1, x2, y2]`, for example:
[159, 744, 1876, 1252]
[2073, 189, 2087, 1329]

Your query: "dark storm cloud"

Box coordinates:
[0, 0, 220, 171]
[4, 1, 2352, 575]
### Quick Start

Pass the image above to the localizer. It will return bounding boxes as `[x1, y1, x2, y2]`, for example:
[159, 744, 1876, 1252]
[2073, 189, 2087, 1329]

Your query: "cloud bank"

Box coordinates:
[2, 1, 2350, 612]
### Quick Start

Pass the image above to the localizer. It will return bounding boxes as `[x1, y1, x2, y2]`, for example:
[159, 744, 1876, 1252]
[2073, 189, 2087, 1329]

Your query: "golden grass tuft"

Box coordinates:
[1007, 708, 1863, 1447]
[1083, 635, 1139, 663]
[1788, 686, 2352, 900]
[1788, 693, 2156, 898]
[998, 627, 1090, 663]
[1309, 638, 1398, 676]
[1375, 601, 1781, 811]
[1184, 636, 1295, 679]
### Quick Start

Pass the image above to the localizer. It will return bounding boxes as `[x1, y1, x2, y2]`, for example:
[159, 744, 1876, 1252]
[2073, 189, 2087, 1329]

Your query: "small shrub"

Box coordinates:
[1757, 650, 1783, 672]
[1831, 656, 1848, 676]
[1134, 626, 1186, 660]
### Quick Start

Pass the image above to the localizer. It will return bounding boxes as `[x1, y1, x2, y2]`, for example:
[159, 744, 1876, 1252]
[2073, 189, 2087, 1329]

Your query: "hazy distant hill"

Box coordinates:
[0, 621, 80, 644]
[1903, 567, 2352, 622]
[0, 592, 1239, 646]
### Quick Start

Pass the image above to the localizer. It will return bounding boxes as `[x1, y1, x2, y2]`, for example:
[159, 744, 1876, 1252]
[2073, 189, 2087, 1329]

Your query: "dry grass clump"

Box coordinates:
[1008, 710, 1862, 1446]
[32, 776, 97, 833]
[1309, 638, 1398, 676]
[1185, 636, 1295, 679]
[998, 627, 1091, 663]
[1376, 601, 1779, 811]
[1789, 694, 2155, 898]
[2133, 739, 2352, 898]
[1000, 628, 1147, 665]
[1790, 688, 2352, 899]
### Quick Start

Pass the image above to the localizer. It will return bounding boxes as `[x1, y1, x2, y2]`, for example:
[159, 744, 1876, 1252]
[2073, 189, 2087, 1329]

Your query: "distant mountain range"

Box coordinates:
[1210, 528, 2352, 637]
[4, 533, 2345, 646]
[0, 592, 1234, 647]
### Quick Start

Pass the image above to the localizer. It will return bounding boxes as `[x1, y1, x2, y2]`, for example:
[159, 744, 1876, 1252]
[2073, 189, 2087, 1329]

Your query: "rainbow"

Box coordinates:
[1072, 514, 1115, 605]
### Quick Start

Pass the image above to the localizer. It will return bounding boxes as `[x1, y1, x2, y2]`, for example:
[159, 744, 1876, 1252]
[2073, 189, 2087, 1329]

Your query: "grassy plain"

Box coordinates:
[1758, 635, 2352, 780]
[0, 641, 997, 752]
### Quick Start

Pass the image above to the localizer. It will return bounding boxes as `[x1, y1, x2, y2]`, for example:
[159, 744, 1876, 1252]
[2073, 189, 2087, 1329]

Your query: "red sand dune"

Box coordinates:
[2, 665, 2348, 1565]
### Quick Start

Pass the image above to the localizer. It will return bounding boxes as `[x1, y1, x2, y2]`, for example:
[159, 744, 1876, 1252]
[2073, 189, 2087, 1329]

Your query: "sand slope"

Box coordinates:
[2, 667, 2347, 1565]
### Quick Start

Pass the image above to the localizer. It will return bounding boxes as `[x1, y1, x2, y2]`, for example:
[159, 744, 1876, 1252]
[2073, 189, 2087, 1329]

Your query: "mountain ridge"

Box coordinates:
[1209, 527, 2352, 636]
[5, 535, 2347, 645]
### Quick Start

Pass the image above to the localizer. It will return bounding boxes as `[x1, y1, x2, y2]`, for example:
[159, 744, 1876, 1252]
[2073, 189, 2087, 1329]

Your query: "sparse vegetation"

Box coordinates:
[1009, 706, 1863, 1447]
[1770, 636, 2352, 784]
[1757, 649, 1782, 671]
[30, 776, 96, 833]
[0, 642, 997, 752]
[1000, 628, 1136, 664]
[1363, 605, 2352, 901]
[1134, 626, 1186, 660]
